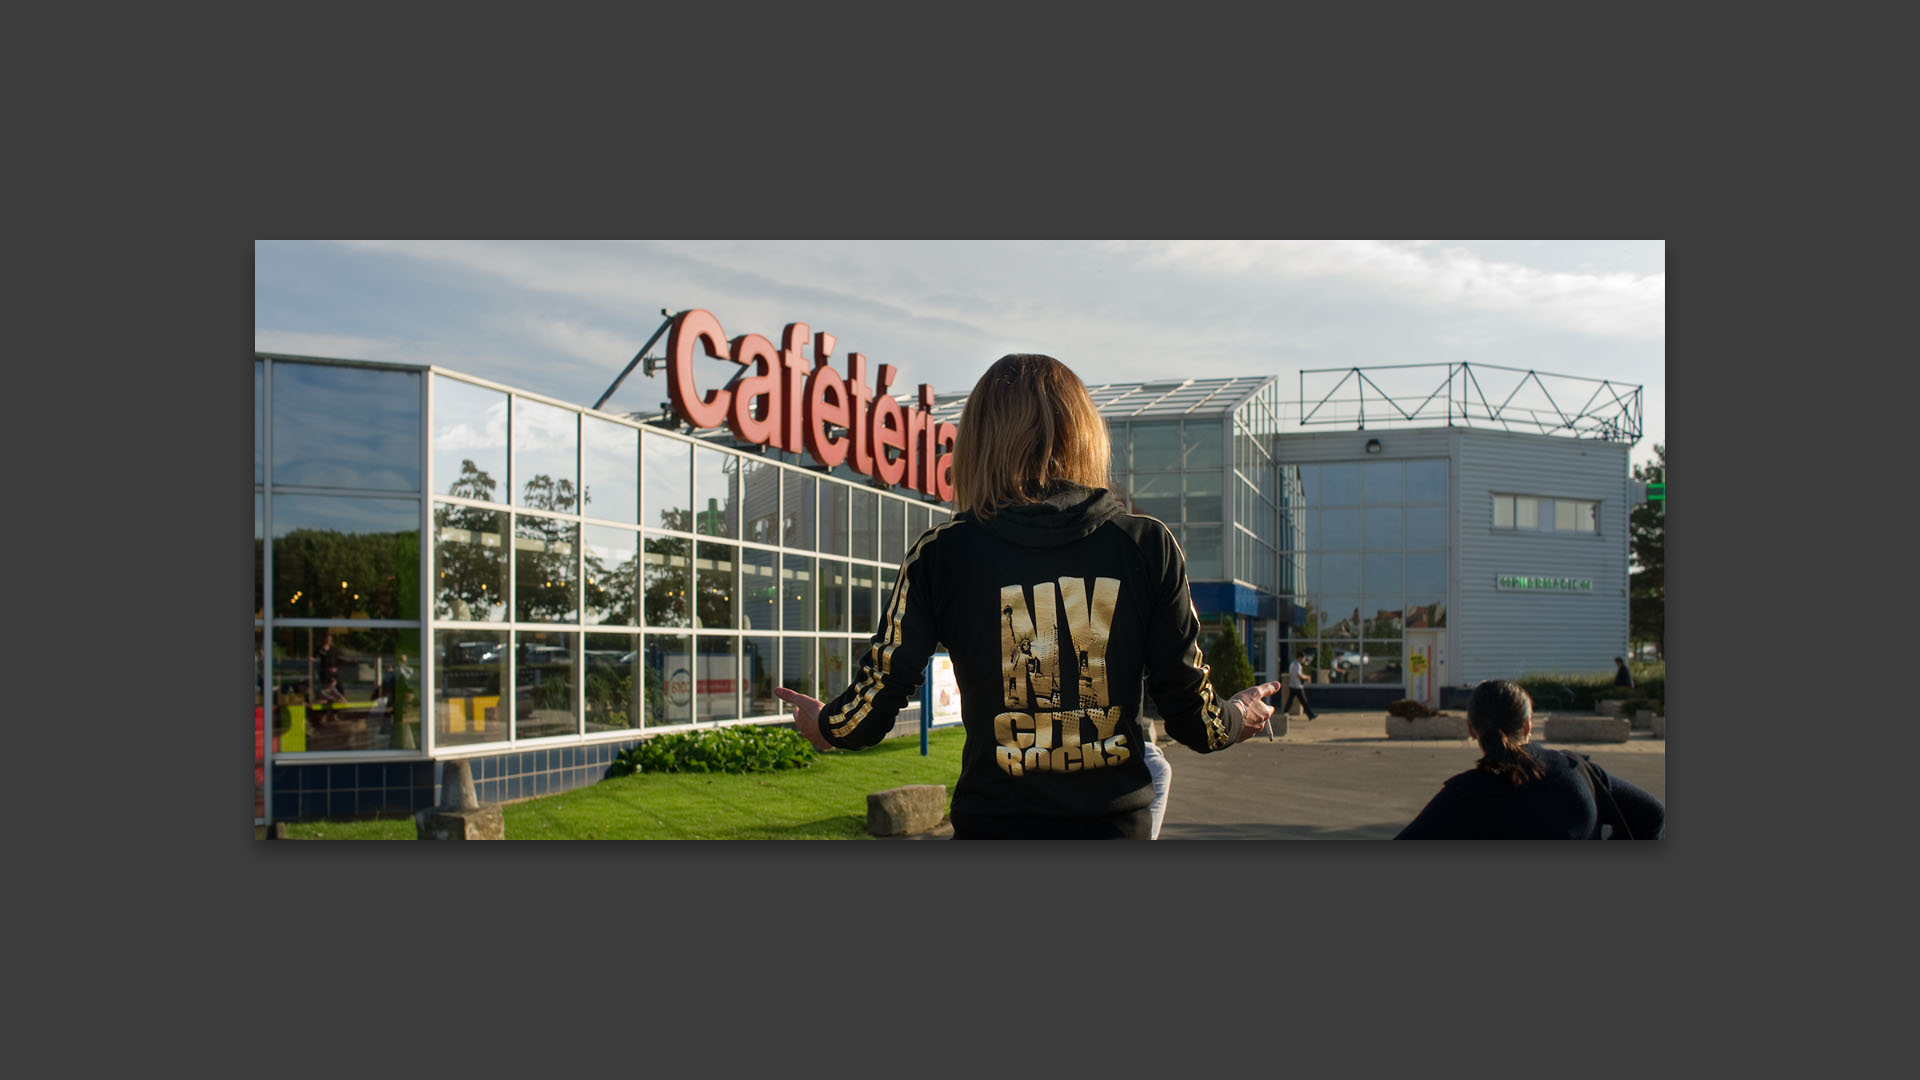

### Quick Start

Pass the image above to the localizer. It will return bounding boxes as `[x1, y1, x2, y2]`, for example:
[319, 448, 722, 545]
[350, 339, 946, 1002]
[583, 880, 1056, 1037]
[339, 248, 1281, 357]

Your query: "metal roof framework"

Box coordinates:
[1298, 362, 1642, 443]
[928, 375, 1277, 424]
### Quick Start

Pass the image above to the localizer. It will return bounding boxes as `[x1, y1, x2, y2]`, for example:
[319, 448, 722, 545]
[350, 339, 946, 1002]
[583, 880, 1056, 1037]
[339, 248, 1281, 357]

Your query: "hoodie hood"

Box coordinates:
[966, 481, 1126, 549]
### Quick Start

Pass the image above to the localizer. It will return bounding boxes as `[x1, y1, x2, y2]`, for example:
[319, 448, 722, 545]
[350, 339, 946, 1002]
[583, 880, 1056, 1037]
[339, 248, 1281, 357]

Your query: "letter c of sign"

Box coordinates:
[666, 309, 733, 429]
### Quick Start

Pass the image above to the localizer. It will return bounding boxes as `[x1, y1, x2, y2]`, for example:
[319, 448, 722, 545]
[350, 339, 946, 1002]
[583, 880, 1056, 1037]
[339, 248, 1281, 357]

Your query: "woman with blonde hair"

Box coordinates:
[1395, 679, 1664, 840]
[778, 353, 1279, 839]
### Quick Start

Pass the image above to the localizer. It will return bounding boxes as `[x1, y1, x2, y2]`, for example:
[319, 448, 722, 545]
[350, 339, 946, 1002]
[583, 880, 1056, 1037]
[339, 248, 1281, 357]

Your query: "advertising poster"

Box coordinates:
[924, 653, 963, 727]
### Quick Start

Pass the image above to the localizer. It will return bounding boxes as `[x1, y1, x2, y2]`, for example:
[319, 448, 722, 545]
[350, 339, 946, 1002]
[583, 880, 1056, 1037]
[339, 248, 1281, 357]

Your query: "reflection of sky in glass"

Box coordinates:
[1407, 507, 1447, 549]
[1362, 509, 1402, 551]
[1361, 461, 1403, 504]
[272, 493, 420, 536]
[1319, 553, 1359, 595]
[1406, 460, 1447, 504]
[581, 415, 638, 524]
[643, 431, 691, 530]
[1319, 509, 1358, 549]
[432, 376, 507, 500]
[1319, 464, 1359, 506]
[272, 363, 421, 491]
[513, 398, 577, 510]
[1363, 552, 1403, 597]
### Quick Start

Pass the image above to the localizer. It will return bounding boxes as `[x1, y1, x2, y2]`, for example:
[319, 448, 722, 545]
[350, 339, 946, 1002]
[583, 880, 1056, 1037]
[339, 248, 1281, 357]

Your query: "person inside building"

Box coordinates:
[1395, 679, 1664, 840]
[311, 632, 349, 722]
[776, 353, 1280, 839]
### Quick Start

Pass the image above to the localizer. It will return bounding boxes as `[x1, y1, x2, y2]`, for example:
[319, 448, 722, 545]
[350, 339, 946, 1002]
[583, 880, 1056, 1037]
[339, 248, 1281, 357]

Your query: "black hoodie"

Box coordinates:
[818, 482, 1252, 835]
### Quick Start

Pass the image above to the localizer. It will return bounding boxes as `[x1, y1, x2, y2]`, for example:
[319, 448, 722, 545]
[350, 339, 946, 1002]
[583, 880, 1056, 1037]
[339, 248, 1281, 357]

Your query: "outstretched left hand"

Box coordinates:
[774, 687, 835, 751]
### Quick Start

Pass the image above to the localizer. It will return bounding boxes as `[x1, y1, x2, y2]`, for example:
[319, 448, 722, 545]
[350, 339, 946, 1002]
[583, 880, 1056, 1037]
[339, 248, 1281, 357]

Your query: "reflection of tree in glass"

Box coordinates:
[516, 477, 578, 621]
[586, 661, 638, 729]
[643, 537, 689, 626]
[272, 528, 419, 619]
[522, 473, 577, 514]
[584, 547, 639, 625]
[437, 460, 506, 619]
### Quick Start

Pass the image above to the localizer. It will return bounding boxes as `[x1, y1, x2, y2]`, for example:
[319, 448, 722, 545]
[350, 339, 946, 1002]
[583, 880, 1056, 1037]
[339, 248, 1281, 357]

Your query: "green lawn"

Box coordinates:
[277, 728, 966, 840]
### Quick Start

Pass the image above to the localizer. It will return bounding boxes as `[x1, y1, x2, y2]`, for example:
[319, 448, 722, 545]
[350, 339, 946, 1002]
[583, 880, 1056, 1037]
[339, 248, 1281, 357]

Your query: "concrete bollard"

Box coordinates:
[867, 784, 948, 837]
[415, 759, 504, 840]
[1543, 715, 1630, 743]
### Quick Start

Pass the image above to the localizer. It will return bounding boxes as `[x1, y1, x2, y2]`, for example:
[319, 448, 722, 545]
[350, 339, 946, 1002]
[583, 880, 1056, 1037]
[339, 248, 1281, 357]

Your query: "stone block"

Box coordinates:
[1632, 709, 1660, 732]
[1650, 714, 1666, 739]
[1544, 715, 1630, 743]
[867, 784, 948, 837]
[1265, 712, 1289, 738]
[415, 805, 505, 840]
[1386, 714, 1469, 740]
[1595, 700, 1627, 718]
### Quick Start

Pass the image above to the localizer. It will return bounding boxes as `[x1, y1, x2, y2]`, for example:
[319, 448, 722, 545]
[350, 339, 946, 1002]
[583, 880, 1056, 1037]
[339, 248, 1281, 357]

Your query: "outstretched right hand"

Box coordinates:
[774, 686, 835, 751]
[1230, 681, 1284, 743]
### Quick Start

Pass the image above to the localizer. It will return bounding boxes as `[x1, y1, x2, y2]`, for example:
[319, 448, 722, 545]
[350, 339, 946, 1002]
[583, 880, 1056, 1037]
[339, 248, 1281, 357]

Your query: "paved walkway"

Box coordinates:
[1149, 709, 1665, 840]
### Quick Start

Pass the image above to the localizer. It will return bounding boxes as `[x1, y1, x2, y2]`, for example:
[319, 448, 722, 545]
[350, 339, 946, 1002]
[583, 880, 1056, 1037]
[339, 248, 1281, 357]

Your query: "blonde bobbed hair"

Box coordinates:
[951, 354, 1111, 520]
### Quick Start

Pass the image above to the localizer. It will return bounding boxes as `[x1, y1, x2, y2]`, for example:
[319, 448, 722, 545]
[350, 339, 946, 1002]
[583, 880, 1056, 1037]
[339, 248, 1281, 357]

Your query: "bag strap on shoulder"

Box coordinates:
[1568, 750, 1634, 841]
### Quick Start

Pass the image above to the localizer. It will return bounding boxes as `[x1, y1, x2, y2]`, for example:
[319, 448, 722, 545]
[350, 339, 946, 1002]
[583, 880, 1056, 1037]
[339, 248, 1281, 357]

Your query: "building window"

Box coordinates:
[1493, 494, 1596, 534]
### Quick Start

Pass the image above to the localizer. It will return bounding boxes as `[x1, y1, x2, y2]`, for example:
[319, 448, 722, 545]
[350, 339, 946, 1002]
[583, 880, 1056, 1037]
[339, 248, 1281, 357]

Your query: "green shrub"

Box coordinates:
[609, 724, 817, 777]
[1621, 697, 1662, 715]
[1203, 620, 1256, 701]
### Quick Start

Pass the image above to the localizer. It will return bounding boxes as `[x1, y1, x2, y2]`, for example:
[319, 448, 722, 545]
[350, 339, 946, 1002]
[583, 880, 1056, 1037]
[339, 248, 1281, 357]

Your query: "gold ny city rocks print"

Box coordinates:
[995, 576, 1127, 776]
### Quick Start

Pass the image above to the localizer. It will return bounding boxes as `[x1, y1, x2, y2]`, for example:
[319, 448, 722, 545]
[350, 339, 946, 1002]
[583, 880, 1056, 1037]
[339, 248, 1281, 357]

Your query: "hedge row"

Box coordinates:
[609, 724, 817, 777]
[1513, 662, 1664, 712]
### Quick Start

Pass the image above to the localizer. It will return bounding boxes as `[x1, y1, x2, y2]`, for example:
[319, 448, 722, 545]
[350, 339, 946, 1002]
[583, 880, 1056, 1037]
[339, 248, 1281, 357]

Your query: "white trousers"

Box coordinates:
[1143, 741, 1172, 840]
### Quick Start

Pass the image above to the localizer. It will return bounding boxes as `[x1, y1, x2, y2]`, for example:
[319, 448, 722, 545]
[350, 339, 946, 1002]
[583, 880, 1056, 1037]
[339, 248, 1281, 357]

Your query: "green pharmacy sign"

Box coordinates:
[1496, 574, 1594, 593]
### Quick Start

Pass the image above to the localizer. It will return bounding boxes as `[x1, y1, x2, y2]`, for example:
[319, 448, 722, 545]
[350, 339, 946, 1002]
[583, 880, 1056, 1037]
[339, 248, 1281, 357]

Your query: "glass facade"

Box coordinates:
[1283, 459, 1448, 686]
[256, 355, 952, 823]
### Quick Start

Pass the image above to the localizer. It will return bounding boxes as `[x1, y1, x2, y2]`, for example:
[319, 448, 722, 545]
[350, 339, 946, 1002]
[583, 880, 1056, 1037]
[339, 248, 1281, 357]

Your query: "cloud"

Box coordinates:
[1097, 240, 1664, 339]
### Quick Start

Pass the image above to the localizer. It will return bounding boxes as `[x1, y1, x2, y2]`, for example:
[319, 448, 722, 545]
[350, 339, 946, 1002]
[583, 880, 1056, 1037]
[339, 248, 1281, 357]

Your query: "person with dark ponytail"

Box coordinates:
[1395, 679, 1664, 840]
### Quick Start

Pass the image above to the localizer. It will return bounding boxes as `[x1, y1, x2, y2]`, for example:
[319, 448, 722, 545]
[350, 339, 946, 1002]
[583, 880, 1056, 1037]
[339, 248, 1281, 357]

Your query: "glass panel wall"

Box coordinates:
[265, 358, 951, 790]
[1284, 457, 1446, 687]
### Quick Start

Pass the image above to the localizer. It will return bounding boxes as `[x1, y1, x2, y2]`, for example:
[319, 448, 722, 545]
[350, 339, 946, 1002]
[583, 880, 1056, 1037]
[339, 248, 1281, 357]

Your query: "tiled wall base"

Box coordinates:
[269, 712, 930, 824]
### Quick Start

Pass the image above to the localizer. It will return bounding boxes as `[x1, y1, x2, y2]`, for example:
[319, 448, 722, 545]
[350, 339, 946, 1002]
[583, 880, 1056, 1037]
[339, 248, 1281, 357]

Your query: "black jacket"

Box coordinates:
[818, 484, 1253, 830]
[1393, 746, 1665, 840]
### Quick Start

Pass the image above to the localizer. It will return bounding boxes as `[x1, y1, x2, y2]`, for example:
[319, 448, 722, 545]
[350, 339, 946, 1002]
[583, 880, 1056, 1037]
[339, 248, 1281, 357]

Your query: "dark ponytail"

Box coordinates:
[1468, 680, 1545, 786]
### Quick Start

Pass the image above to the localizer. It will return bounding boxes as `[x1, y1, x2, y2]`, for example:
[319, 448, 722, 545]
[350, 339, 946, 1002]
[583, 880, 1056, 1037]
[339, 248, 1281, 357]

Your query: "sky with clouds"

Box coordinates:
[254, 240, 1664, 469]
